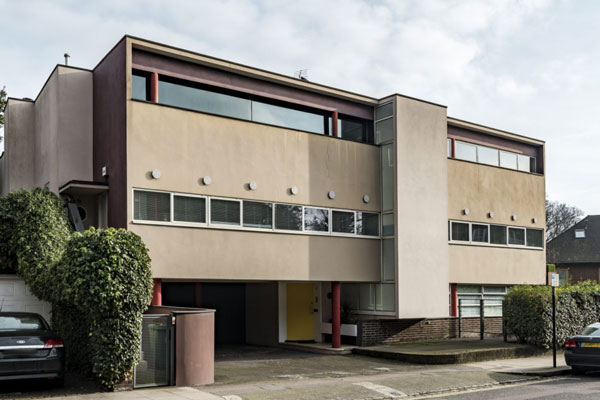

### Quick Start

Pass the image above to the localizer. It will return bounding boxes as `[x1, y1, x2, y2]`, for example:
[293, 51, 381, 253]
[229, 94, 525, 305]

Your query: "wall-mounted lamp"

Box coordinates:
[462, 208, 470, 216]
[248, 181, 257, 190]
[511, 215, 517, 221]
[488, 211, 494, 218]
[363, 195, 370, 204]
[202, 176, 212, 185]
[151, 169, 161, 179]
[290, 186, 299, 195]
[532, 217, 537, 224]
[328, 190, 336, 199]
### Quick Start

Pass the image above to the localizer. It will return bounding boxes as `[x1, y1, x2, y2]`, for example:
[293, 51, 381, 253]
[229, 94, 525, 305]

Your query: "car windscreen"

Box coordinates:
[0, 315, 46, 332]
[581, 326, 600, 336]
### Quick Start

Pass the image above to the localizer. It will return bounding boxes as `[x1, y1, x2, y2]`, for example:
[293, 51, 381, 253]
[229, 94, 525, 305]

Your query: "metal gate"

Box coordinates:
[134, 314, 174, 388]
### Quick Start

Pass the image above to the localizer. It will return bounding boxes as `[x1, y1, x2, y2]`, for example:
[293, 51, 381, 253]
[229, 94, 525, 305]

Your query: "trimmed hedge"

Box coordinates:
[504, 282, 600, 349]
[0, 189, 153, 388]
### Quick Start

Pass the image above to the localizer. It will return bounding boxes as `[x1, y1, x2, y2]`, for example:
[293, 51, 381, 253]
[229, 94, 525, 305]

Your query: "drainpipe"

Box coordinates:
[152, 278, 162, 306]
[332, 281, 341, 348]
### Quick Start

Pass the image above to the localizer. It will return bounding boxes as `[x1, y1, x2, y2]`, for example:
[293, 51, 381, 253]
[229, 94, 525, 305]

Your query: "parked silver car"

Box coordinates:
[565, 322, 600, 373]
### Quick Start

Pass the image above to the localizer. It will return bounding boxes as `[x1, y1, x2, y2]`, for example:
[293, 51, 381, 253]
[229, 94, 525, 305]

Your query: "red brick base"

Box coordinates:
[357, 317, 503, 346]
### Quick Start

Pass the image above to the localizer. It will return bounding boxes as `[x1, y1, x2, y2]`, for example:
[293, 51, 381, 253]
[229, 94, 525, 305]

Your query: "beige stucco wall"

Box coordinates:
[448, 159, 546, 285]
[449, 245, 545, 284]
[0, 100, 35, 195]
[448, 159, 545, 227]
[394, 96, 449, 318]
[131, 224, 380, 281]
[126, 101, 381, 282]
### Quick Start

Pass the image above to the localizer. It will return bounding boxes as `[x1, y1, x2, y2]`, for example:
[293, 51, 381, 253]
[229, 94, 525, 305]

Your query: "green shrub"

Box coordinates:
[504, 282, 600, 349]
[57, 228, 153, 387]
[0, 189, 153, 389]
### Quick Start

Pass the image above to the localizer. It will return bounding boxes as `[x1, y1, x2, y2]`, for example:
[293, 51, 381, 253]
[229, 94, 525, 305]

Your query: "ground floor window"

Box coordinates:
[456, 285, 507, 317]
[341, 283, 395, 313]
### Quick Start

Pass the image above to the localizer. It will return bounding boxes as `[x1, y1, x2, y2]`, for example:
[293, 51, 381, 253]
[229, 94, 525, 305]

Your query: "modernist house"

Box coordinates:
[547, 215, 600, 284]
[0, 36, 547, 347]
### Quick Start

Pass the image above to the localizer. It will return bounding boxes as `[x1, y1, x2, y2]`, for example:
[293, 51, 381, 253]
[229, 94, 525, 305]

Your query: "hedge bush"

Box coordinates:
[504, 282, 600, 349]
[0, 189, 153, 389]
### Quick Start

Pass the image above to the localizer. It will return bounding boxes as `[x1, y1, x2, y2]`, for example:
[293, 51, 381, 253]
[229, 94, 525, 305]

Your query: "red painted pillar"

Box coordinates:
[152, 278, 162, 306]
[332, 281, 341, 348]
[150, 72, 159, 103]
[332, 111, 339, 137]
[450, 283, 458, 317]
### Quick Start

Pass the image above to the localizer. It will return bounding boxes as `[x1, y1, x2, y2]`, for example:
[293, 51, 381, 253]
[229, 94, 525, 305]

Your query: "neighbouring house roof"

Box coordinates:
[547, 215, 600, 264]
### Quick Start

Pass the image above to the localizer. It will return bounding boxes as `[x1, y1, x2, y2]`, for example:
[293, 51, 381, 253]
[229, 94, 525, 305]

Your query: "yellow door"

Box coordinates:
[286, 283, 314, 341]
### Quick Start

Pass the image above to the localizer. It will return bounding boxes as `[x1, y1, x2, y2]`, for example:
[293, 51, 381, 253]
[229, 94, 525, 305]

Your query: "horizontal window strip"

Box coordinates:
[448, 220, 544, 249]
[132, 189, 380, 239]
[450, 139, 537, 174]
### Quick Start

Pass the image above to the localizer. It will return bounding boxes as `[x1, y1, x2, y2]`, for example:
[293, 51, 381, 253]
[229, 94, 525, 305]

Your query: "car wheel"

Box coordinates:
[571, 366, 587, 375]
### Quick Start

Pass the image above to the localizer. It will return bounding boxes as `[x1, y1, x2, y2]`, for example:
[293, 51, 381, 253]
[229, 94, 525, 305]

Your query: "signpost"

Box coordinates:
[548, 272, 560, 368]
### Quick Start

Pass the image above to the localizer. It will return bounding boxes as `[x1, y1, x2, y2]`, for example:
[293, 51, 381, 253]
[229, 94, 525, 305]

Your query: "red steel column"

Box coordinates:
[150, 72, 159, 102]
[332, 281, 341, 348]
[450, 283, 458, 317]
[152, 278, 162, 306]
[332, 111, 339, 137]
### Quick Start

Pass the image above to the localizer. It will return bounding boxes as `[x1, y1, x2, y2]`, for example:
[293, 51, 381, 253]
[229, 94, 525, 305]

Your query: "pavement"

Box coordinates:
[0, 344, 573, 400]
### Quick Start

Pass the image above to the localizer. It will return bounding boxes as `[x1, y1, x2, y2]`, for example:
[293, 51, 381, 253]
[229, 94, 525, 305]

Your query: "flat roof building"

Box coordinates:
[0, 35, 546, 347]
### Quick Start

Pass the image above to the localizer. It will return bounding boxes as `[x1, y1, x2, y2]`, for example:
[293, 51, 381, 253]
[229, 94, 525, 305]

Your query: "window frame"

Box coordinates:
[172, 192, 208, 227]
[208, 196, 242, 227]
[357, 211, 380, 237]
[507, 226, 526, 247]
[450, 221, 471, 242]
[303, 206, 331, 235]
[331, 208, 357, 236]
[448, 220, 543, 249]
[242, 200, 274, 230]
[132, 188, 173, 225]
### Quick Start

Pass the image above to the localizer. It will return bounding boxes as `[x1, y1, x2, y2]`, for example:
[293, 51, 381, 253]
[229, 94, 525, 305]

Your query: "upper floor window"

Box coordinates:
[575, 229, 586, 238]
[452, 140, 536, 173]
[449, 220, 543, 249]
[132, 71, 372, 143]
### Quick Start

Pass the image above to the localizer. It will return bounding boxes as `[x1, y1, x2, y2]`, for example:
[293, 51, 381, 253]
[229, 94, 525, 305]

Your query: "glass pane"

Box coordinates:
[575, 229, 586, 238]
[526, 228, 544, 248]
[483, 286, 506, 294]
[0, 315, 46, 331]
[508, 227, 525, 245]
[530, 157, 537, 173]
[252, 101, 325, 134]
[375, 103, 393, 120]
[455, 141, 477, 162]
[457, 285, 481, 294]
[382, 213, 394, 236]
[471, 224, 489, 243]
[451, 222, 469, 241]
[210, 199, 240, 225]
[447, 138, 452, 157]
[356, 212, 378, 236]
[339, 118, 367, 143]
[158, 80, 251, 120]
[499, 151, 517, 169]
[478, 146, 499, 166]
[332, 210, 355, 234]
[132, 74, 147, 101]
[359, 284, 375, 311]
[517, 155, 531, 172]
[274, 204, 303, 231]
[377, 283, 395, 312]
[134, 191, 170, 222]
[382, 239, 395, 281]
[375, 118, 394, 144]
[243, 201, 273, 229]
[490, 225, 507, 245]
[341, 283, 359, 310]
[304, 207, 329, 232]
[382, 144, 394, 211]
[174, 195, 205, 223]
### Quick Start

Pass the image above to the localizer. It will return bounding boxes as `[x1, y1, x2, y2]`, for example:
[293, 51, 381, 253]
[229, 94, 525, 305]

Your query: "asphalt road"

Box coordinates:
[425, 376, 600, 400]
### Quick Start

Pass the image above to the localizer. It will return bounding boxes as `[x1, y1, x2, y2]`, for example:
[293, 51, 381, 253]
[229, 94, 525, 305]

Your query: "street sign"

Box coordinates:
[550, 273, 560, 287]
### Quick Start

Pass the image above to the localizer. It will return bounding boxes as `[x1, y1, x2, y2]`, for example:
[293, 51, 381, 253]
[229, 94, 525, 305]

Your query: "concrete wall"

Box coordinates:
[448, 159, 546, 285]
[245, 282, 279, 346]
[0, 100, 35, 195]
[126, 101, 381, 282]
[0, 275, 52, 324]
[395, 96, 449, 318]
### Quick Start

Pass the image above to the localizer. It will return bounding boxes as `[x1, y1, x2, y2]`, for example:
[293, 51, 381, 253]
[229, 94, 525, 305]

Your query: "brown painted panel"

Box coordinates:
[93, 39, 127, 228]
[448, 125, 544, 174]
[132, 49, 373, 120]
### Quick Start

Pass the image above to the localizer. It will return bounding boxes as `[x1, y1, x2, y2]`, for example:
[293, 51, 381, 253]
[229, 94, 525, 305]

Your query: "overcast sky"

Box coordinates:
[0, 0, 597, 213]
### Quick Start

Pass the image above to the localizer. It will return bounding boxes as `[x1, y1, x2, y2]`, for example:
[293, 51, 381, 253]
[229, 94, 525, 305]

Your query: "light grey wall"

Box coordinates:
[395, 96, 449, 318]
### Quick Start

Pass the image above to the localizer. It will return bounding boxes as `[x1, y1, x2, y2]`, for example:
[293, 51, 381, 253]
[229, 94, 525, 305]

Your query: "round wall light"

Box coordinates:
[532, 217, 537, 224]
[462, 208, 470, 216]
[328, 190, 336, 199]
[488, 211, 494, 218]
[202, 176, 212, 185]
[363, 195, 370, 204]
[290, 186, 299, 195]
[511, 215, 517, 221]
[151, 169, 161, 179]
[249, 181, 257, 190]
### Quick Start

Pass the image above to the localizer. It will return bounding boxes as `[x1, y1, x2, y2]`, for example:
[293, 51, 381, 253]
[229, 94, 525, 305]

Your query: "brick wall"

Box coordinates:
[357, 316, 503, 346]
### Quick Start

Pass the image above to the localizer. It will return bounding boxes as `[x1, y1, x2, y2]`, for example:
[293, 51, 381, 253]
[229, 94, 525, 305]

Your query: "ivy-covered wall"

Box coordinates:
[0, 189, 153, 388]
